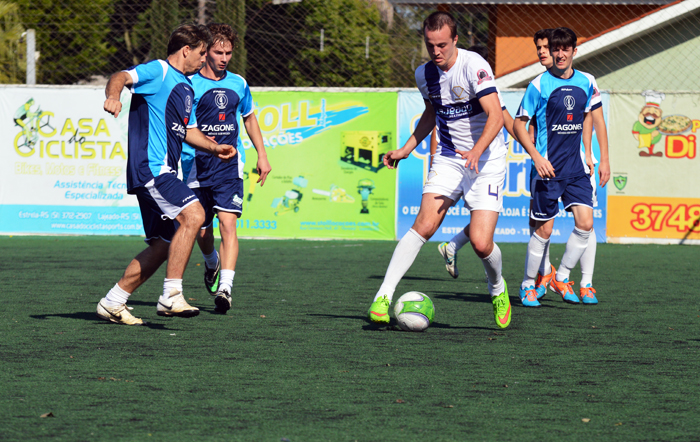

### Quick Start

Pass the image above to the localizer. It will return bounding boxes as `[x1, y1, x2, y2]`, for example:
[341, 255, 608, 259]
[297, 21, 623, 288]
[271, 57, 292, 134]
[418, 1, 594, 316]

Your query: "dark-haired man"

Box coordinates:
[368, 11, 512, 329]
[514, 27, 602, 307]
[97, 24, 236, 325]
[182, 23, 271, 314]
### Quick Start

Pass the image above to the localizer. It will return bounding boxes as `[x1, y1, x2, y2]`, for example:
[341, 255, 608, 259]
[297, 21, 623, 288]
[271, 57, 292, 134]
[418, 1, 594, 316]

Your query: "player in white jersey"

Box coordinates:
[367, 11, 512, 329]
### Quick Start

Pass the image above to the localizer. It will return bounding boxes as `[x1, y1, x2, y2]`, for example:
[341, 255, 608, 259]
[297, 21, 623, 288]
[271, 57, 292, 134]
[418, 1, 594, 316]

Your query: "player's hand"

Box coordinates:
[585, 155, 595, 177]
[216, 144, 237, 162]
[104, 98, 122, 118]
[534, 157, 555, 179]
[598, 159, 610, 187]
[256, 157, 271, 186]
[459, 149, 482, 173]
[383, 149, 408, 169]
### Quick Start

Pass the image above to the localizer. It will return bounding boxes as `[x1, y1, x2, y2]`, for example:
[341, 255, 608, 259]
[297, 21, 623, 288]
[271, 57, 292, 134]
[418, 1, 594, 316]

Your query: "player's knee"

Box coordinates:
[576, 220, 594, 232]
[470, 238, 493, 259]
[182, 203, 205, 229]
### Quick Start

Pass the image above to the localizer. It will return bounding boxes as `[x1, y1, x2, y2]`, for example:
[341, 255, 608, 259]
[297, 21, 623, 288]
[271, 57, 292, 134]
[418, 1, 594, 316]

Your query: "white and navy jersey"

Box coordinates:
[516, 69, 598, 180]
[182, 71, 253, 188]
[415, 48, 507, 161]
[124, 60, 194, 193]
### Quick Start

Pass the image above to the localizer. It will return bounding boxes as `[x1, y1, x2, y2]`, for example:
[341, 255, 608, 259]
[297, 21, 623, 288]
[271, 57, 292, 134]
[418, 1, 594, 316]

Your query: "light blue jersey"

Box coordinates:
[182, 71, 254, 188]
[516, 69, 599, 180]
[124, 60, 194, 192]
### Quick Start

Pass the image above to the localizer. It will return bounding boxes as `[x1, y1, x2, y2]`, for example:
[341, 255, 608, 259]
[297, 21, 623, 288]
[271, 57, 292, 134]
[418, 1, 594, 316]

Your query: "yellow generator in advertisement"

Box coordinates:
[340, 131, 392, 172]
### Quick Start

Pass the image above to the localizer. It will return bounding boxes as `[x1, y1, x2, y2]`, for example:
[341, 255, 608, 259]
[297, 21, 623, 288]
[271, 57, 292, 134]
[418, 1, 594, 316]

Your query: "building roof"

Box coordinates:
[495, 0, 700, 88]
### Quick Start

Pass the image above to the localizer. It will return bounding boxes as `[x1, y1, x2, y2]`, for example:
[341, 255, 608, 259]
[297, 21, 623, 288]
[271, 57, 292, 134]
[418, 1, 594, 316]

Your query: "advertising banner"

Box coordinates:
[236, 91, 397, 239]
[396, 90, 609, 243]
[608, 92, 700, 243]
[0, 87, 141, 235]
[0, 87, 397, 239]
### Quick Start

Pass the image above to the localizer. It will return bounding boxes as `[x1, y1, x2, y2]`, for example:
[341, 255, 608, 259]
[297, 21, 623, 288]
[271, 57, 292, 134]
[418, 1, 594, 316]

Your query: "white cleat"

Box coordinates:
[157, 289, 200, 318]
[438, 242, 459, 279]
[96, 299, 144, 325]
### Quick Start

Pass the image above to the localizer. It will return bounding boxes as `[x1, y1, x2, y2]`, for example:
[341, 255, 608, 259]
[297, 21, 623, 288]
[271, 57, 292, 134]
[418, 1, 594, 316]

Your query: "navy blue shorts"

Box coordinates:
[192, 178, 244, 228]
[530, 174, 593, 221]
[132, 173, 199, 243]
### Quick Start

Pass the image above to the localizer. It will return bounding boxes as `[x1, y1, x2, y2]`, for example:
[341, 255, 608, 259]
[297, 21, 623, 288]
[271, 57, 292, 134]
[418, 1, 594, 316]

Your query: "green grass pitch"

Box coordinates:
[1, 236, 698, 441]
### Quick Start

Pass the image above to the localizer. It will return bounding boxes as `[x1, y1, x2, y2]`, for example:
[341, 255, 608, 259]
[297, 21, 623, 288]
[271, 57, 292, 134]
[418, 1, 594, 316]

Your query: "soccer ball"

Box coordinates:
[393, 291, 435, 332]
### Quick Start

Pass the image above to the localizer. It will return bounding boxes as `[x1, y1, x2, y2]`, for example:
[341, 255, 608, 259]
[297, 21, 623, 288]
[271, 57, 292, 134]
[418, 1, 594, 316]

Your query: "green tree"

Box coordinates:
[289, 0, 392, 87]
[147, 0, 181, 60]
[0, 1, 25, 83]
[16, 0, 114, 84]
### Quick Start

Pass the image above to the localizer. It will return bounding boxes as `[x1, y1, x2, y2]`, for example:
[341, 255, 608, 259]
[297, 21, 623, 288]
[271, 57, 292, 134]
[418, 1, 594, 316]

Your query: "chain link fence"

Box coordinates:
[6, 0, 700, 91]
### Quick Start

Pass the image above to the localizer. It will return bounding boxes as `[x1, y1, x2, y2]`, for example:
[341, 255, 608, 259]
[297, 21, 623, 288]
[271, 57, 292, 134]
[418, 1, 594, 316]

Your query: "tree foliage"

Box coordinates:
[288, 0, 392, 87]
[16, 0, 114, 84]
[0, 1, 25, 83]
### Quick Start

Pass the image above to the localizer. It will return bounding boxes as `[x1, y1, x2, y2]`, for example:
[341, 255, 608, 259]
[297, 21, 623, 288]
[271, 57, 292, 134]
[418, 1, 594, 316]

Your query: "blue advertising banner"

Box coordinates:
[396, 90, 608, 243]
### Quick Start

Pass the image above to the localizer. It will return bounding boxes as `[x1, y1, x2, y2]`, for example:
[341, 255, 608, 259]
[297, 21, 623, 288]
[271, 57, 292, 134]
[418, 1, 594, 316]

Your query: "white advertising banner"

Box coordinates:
[0, 86, 142, 235]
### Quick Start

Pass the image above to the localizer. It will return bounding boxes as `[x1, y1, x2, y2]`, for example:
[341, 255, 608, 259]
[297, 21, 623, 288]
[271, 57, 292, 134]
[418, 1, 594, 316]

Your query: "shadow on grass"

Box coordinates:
[30, 312, 171, 330]
[367, 275, 444, 282]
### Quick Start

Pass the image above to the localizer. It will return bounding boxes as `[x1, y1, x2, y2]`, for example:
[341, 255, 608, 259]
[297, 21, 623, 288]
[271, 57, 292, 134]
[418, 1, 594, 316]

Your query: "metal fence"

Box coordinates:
[8, 0, 700, 91]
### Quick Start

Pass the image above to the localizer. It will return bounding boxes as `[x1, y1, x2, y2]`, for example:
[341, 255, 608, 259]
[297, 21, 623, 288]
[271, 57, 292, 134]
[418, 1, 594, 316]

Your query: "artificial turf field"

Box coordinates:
[1, 236, 698, 441]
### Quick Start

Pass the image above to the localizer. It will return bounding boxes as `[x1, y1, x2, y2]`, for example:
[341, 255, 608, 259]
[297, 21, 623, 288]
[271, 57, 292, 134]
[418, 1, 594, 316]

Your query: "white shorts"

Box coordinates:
[423, 154, 505, 212]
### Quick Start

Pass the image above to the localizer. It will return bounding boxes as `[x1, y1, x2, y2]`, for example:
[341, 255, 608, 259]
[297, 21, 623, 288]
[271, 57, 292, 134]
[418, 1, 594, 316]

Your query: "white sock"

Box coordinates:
[557, 227, 591, 281]
[522, 233, 547, 289]
[579, 228, 596, 287]
[374, 228, 426, 302]
[448, 228, 470, 254]
[539, 238, 551, 275]
[219, 269, 235, 293]
[203, 250, 219, 269]
[162, 278, 183, 300]
[104, 283, 130, 307]
[482, 243, 504, 297]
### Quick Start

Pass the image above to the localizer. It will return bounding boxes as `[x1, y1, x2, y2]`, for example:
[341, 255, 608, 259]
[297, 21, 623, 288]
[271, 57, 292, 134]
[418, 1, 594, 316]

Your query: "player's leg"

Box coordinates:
[463, 156, 510, 328]
[143, 174, 205, 317]
[96, 189, 173, 325]
[213, 210, 240, 314]
[438, 224, 469, 278]
[369, 154, 464, 324]
[550, 176, 595, 304]
[578, 174, 598, 304]
[192, 188, 220, 294]
[369, 192, 452, 323]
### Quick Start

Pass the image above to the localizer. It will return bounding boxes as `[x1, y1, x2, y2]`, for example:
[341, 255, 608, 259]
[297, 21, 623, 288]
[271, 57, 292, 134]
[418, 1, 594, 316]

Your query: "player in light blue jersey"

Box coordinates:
[182, 23, 271, 314]
[514, 27, 600, 307]
[97, 24, 237, 326]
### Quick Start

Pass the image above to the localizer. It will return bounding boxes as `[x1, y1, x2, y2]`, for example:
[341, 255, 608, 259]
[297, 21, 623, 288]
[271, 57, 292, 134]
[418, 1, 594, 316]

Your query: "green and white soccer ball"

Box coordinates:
[393, 291, 435, 332]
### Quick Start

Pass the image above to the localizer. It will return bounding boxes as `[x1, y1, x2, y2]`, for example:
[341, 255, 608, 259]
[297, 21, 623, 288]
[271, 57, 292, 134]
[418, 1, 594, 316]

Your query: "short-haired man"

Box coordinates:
[368, 11, 512, 329]
[514, 27, 602, 307]
[97, 24, 236, 325]
[521, 28, 610, 307]
[182, 23, 271, 314]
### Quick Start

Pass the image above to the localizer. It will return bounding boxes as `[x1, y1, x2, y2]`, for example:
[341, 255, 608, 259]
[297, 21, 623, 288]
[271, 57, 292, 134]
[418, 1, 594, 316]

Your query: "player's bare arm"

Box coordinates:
[502, 109, 518, 142]
[104, 72, 133, 118]
[384, 100, 436, 169]
[582, 111, 595, 176]
[459, 92, 504, 173]
[243, 112, 271, 186]
[592, 107, 610, 187]
[514, 116, 555, 178]
[185, 127, 236, 161]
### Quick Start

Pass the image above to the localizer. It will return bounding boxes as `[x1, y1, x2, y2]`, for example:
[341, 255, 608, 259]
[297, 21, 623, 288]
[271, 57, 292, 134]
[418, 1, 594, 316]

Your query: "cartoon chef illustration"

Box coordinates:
[632, 90, 664, 157]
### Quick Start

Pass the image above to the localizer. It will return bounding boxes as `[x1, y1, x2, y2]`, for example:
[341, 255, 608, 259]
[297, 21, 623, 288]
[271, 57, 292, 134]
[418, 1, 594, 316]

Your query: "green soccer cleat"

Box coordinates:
[492, 280, 511, 329]
[368, 295, 391, 324]
[204, 259, 221, 295]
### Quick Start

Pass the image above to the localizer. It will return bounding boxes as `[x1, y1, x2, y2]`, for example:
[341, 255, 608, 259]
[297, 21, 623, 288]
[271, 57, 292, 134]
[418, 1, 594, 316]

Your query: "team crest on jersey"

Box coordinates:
[185, 95, 192, 113]
[564, 95, 575, 111]
[476, 69, 492, 85]
[451, 86, 467, 101]
[214, 92, 228, 110]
